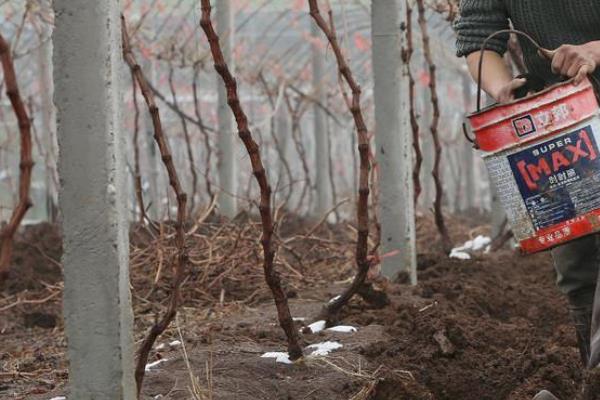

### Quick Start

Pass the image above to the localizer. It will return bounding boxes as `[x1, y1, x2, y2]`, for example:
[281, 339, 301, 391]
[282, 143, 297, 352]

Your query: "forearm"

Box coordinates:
[466, 50, 513, 101]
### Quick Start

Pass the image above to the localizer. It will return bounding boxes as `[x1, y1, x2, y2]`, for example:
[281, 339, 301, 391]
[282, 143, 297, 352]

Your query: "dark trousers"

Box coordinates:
[552, 234, 599, 302]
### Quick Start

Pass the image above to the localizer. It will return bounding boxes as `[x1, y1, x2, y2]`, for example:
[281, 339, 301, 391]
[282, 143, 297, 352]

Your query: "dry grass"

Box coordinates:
[176, 318, 213, 400]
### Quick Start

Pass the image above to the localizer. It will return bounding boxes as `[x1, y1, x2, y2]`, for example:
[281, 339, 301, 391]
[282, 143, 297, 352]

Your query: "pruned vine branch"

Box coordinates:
[308, 0, 377, 322]
[121, 15, 189, 396]
[405, 1, 422, 205]
[131, 70, 147, 224]
[416, 0, 452, 252]
[167, 61, 198, 214]
[0, 32, 33, 283]
[199, 0, 303, 362]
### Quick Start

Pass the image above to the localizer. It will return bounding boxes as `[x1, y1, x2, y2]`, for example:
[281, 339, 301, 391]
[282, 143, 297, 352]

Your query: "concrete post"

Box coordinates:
[461, 74, 475, 211]
[53, 1, 136, 399]
[311, 22, 331, 216]
[38, 35, 58, 222]
[143, 58, 160, 220]
[372, 0, 417, 283]
[443, 147, 458, 213]
[420, 86, 435, 208]
[216, 0, 237, 217]
[276, 104, 290, 188]
[445, 113, 463, 214]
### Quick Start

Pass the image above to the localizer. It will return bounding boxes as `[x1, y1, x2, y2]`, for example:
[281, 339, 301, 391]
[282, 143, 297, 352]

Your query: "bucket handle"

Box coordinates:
[476, 29, 548, 113]
[462, 122, 476, 147]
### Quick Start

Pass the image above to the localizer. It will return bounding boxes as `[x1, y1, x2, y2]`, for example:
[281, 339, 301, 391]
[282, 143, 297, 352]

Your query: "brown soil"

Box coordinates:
[0, 214, 583, 399]
[1, 222, 62, 293]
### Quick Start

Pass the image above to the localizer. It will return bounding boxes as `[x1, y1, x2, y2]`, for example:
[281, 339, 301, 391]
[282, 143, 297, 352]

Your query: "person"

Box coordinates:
[454, 1, 600, 399]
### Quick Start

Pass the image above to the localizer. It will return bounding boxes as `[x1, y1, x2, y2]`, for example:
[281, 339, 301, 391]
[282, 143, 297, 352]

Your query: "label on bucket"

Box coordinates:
[485, 115, 600, 252]
[507, 125, 600, 230]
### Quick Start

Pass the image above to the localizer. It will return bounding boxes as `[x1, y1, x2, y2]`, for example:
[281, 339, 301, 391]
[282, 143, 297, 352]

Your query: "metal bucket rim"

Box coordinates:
[466, 77, 586, 119]
[478, 113, 598, 157]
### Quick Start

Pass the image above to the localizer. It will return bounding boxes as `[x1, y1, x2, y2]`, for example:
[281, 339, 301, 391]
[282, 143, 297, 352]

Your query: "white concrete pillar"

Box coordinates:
[420, 85, 435, 208]
[142, 58, 160, 220]
[37, 35, 58, 222]
[311, 22, 331, 216]
[216, 0, 237, 217]
[53, 1, 136, 398]
[461, 74, 476, 211]
[372, 0, 417, 283]
[276, 104, 290, 188]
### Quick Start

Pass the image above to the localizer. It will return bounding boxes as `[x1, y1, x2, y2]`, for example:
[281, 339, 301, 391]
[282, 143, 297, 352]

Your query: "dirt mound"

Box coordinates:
[1, 217, 586, 399]
[134, 246, 578, 400]
[2, 223, 62, 293]
[341, 250, 580, 400]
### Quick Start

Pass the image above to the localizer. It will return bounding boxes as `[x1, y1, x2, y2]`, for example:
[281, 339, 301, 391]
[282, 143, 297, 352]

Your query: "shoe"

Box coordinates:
[572, 303, 593, 366]
[568, 289, 594, 366]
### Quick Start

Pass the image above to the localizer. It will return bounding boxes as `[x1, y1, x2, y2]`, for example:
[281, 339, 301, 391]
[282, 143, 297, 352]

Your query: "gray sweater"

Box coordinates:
[455, 0, 600, 83]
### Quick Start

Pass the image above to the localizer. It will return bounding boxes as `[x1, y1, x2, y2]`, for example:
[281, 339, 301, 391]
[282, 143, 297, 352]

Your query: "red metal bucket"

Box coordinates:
[467, 78, 600, 253]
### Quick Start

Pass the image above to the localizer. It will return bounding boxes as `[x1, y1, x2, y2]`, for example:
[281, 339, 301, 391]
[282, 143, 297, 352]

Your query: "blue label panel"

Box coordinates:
[507, 125, 600, 230]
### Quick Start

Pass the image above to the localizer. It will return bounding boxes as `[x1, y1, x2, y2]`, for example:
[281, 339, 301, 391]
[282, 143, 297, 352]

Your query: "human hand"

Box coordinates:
[494, 77, 527, 103]
[539, 42, 600, 84]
